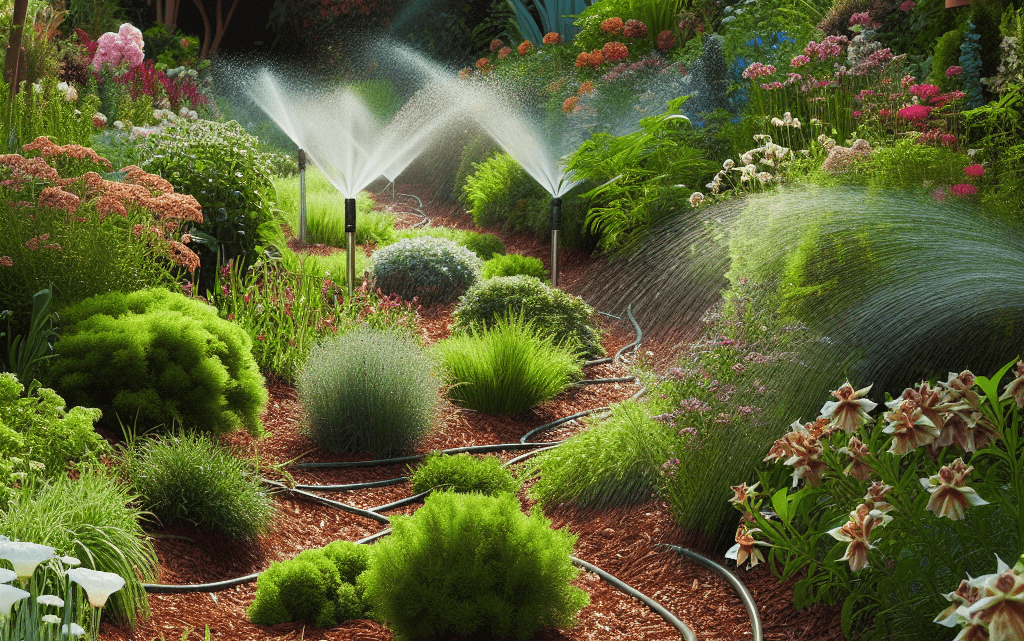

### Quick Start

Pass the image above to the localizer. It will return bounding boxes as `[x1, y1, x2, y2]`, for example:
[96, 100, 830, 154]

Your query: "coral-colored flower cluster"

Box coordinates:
[742, 62, 776, 79]
[476, 58, 491, 74]
[517, 40, 533, 55]
[600, 17, 624, 35]
[790, 55, 810, 67]
[562, 96, 579, 114]
[498, 46, 511, 59]
[92, 23, 144, 70]
[489, 38, 503, 53]
[848, 12, 880, 28]
[542, 32, 562, 45]
[601, 41, 629, 62]
[575, 50, 606, 69]
[804, 35, 848, 61]
[656, 30, 675, 51]
[623, 19, 647, 39]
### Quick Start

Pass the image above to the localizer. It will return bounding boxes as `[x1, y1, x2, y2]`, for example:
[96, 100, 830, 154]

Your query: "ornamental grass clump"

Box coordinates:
[434, 314, 581, 416]
[117, 432, 275, 540]
[452, 276, 604, 359]
[370, 236, 482, 307]
[481, 253, 548, 280]
[359, 491, 588, 641]
[298, 327, 440, 457]
[409, 452, 518, 497]
[45, 288, 267, 437]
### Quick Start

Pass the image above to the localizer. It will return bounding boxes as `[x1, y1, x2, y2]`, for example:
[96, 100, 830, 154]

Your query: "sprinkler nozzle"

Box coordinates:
[551, 197, 563, 232]
[345, 198, 356, 233]
[297, 148, 306, 171]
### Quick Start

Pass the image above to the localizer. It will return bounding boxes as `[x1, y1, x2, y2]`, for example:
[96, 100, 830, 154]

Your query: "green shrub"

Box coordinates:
[247, 541, 371, 628]
[137, 120, 278, 294]
[434, 314, 582, 415]
[370, 236, 482, 307]
[0, 467, 158, 627]
[395, 226, 506, 260]
[482, 253, 549, 280]
[524, 400, 672, 509]
[862, 138, 970, 189]
[46, 288, 267, 437]
[297, 327, 440, 457]
[118, 432, 275, 540]
[463, 152, 549, 231]
[452, 276, 604, 359]
[409, 452, 519, 496]
[360, 491, 589, 641]
[929, 26, 969, 89]
[0, 374, 109, 508]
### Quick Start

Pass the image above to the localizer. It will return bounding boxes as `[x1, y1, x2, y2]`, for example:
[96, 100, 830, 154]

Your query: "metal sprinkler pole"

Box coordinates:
[297, 149, 307, 244]
[345, 198, 357, 299]
[550, 197, 562, 287]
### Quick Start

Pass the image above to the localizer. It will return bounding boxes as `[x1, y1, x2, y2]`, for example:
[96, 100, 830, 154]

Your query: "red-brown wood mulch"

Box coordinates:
[100, 185, 843, 641]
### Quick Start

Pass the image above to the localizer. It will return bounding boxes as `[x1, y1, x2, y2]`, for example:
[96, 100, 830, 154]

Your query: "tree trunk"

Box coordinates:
[191, 0, 239, 61]
[3, 0, 30, 96]
[157, 0, 182, 31]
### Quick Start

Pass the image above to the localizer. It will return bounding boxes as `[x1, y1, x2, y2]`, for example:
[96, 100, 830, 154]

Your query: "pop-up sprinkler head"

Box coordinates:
[345, 198, 357, 298]
[297, 149, 308, 244]
[550, 197, 562, 287]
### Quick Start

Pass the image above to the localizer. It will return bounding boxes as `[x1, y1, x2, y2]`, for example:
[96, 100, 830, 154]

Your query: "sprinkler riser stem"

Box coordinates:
[345, 197, 357, 299]
[297, 149, 307, 244]
[551, 197, 562, 287]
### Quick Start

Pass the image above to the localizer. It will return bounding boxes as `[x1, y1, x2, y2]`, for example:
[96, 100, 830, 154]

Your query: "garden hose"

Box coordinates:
[570, 555, 697, 641]
[519, 407, 613, 444]
[396, 193, 430, 228]
[260, 479, 389, 525]
[659, 544, 762, 641]
[368, 490, 432, 513]
[291, 476, 408, 492]
[294, 440, 561, 470]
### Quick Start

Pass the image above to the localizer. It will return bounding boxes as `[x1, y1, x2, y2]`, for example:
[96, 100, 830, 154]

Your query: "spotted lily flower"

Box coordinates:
[725, 524, 766, 570]
[820, 381, 876, 433]
[837, 436, 872, 481]
[764, 420, 827, 487]
[882, 399, 939, 454]
[920, 458, 988, 520]
[828, 503, 886, 572]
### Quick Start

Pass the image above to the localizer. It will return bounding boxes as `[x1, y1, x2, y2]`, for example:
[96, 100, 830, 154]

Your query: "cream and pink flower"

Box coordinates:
[819, 381, 876, 433]
[882, 398, 940, 454]
[920, 458, 988, 521]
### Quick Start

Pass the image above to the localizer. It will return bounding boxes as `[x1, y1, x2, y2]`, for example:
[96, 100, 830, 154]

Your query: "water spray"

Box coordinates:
[345, 197, 357, 299]
[550, 197, 562, 287]
[297, 149, 307, 244]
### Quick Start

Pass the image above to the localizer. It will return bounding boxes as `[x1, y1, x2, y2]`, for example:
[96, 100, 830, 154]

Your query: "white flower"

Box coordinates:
[722, 158, 735, 170]
[179, 106, 191, 118]
[0, 568, 15, 583]
[57, 81, 69, 92]
[0, 583, 29, 617]
[66, 567, 126, 608]
[782, 111, 793, 124]
[64, 86, 78, 101]
[42, 614, 61, 625]
[689, 192, 705, 207]
[62, 623, 86, 637]
[113, 120, 125, 130]
[0, 540, 54, 582]
[61, 556, 81, 567]
[37, 594, 64, 608]
[770, 117, 784, 127]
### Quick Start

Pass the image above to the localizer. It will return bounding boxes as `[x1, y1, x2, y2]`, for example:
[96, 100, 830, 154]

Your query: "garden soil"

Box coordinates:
[99, 185, 844, 641]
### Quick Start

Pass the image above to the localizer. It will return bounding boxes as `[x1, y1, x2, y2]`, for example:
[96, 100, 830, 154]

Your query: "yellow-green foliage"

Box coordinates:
[247, 541, 371, 628]
[47, 288, 267, 436]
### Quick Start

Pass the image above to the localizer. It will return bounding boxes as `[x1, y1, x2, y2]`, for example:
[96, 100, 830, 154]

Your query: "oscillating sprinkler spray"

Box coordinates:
[346, 198, 357, 299]
[297, 149, 307, 244]
[550, 197, 562, 287]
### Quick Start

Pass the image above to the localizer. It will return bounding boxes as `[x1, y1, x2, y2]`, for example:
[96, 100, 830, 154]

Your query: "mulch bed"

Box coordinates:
[99, 185, 844, 641]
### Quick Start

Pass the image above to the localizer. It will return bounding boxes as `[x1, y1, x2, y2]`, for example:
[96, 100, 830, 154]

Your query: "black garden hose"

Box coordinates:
[260, 479, 389, 525]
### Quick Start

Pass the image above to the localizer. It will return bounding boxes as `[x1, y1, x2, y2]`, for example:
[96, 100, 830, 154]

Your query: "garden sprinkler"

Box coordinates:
[550, 197, 562, 287]
[346, 197, 357, 299]
[297, 149, 307, 244]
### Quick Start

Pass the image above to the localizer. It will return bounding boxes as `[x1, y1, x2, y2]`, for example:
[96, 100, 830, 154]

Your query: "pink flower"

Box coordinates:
[759, 81, 784, 90]
[946, 66, 963, 77]
[849, 12, 879, 28]
[909, 84, 940, 100]
[950, 183, 977, 196]
[790, 55, 810, 68]
[742, 62, 777, 79]
[900, 0, 915, 9]
[941, 133, 957, 146]
[897, 104, 932, 120]
[964, 164, 984, 178]
[91, 23, 145, 70]
[498, 47, 511, 59]
[931, 187, 947, 201]
[489, 38, 503, 52]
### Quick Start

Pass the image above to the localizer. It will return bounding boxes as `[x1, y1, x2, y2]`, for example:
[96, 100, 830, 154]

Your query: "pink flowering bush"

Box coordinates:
[728, 362, 1024, 639]
[91, 23, 145, 70]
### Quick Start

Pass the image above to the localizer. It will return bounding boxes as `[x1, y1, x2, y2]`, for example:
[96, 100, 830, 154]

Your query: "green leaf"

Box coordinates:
[975, 359, 1017, 404]
[772, 487, 792, 524]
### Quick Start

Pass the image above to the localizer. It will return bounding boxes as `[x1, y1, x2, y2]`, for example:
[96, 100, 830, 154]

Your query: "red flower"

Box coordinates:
[602, 41, 629, 62]
[498, 46, 511, 59]
[600, 17, 624, 35]
[964, 164, 984, 178]
[656, 30, 675, 51]
[623, 19, 647, 39]
[950, 183, 977, 196]
[897, 104, 932, 120]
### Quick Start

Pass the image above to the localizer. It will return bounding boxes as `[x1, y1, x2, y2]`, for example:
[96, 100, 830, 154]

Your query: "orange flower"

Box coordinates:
[577, 81, 595, 94]
[600, 16, 624, 35]
[542, 32, 563, 45]
[476, 57, 491, 73]
[562, 96, 580, 113]
[725, 523, 765, 569]
[764, 419, 826, 487]
[828, 503, 886, 572]
[517, 40, 533, 55]
[22, 136, 112, 170]
[38, 186, 81, 213]
[498, 46, 511, 59]
[602, 41, 629, 62]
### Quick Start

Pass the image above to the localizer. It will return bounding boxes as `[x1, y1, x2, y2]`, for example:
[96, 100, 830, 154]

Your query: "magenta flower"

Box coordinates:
[909, 84, 940, 100]
[790, 55, 810, 68]
[742, 62, 777, 79]
[900, 0, 915, 9]
[897, 104, 932, 120]
[950, 183, 978, 196]
[964, 164, 985, 178]
[946, 66, 963, 77]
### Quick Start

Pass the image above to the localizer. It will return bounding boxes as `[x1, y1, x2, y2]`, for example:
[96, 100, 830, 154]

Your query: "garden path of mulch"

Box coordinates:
[100, 185, 844, 641]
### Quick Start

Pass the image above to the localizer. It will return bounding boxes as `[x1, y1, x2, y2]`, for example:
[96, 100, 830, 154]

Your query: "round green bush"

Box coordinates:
[434, 314, 582, 415]
[370, 236, 482, 307]
[452, 276, 604, 359]
[118, 432, 275, 540]
[46, 288, 267, 437]
[482, 253, 549, 280]
[461, 231, 505, 261]
[247, 542, 371, 628]
[297, 327, 440, 457]
[409, 452, 518, 496]
[359, 491, 589, 641]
